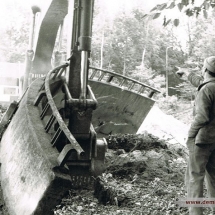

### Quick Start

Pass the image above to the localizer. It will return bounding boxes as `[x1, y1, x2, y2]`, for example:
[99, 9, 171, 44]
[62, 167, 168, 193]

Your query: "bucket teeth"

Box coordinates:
[71, 175, 93, 188]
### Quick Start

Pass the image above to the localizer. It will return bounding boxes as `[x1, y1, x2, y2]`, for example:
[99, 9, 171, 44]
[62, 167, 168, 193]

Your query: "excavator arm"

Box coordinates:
[30, 0, 107, 177]
[0, 1, 107, 214]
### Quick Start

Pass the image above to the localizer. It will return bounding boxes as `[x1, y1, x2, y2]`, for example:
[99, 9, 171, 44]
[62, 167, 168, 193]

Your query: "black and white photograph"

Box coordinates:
[0, 0, 215, 214]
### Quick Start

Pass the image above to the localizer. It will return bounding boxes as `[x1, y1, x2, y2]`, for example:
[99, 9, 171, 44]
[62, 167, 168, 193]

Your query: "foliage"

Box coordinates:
[0, 1, 30, 62]
[187, 11, 215, 59]
[148, 0, 215, 27]
[92, 9, 149, 74]
[107, 133, 167, 152]
[157, 95, 179, 112]
[3, 0, 215, 99]
[174, 81, 197, 99]
[92, 4, 187, 94]
[146, 0, 215, 97]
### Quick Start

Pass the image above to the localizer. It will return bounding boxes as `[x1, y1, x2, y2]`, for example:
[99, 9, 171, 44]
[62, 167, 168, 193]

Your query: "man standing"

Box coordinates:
[182, 56, 215, 215]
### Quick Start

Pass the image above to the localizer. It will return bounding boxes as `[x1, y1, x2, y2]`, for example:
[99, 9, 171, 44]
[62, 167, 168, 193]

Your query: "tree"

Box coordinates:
[148, 0, 215, 27]
[0, 1, 30, 62]
[92, 8, 148, 74]
[1, 0, 197, 98]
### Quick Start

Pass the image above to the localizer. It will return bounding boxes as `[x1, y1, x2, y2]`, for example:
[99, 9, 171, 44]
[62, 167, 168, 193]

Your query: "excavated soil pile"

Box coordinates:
[0, 105, 210, 215]
[53, 133, 208, 215]
[94, 133, 187, 211]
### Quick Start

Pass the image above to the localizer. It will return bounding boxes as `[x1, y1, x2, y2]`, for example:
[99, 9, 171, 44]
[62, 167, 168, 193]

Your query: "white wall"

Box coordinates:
[0, 62, 24, 103]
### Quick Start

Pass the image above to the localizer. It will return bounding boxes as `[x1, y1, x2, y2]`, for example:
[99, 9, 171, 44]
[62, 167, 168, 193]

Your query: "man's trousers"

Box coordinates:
[185, 138, 215, 215]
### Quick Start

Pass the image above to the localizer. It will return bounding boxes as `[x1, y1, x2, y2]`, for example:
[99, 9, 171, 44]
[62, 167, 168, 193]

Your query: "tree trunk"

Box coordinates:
[141, 20, 150, 68]
[100, 30, 104, 69]
[187, 18, 193, 56]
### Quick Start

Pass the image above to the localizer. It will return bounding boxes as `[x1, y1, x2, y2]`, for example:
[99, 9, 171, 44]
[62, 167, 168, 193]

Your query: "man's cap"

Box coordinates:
[204, 56, 215, 73]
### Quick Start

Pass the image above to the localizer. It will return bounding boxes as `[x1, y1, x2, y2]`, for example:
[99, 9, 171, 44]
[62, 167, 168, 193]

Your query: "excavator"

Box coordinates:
[0, 0, 160, 214]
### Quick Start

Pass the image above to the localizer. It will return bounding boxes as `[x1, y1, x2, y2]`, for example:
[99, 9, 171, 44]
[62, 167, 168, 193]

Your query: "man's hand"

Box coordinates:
[175, 66, 200, 79]
[175, 66, 191, 77]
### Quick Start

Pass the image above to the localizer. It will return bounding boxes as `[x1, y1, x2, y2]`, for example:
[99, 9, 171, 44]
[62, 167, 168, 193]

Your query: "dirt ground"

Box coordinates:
[53, 133, 189, 215]
[53, 133, 212, 215]
[0, 104, 211, 215]
[52, 104, 209, 215]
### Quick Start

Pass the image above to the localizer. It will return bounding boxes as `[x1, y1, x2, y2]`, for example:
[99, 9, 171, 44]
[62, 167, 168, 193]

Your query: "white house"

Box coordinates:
[0, 62, 24, 105]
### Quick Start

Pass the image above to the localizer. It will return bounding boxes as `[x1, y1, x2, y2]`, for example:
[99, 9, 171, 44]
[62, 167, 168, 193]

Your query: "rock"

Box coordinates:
[116, 149, 126, 155]
[142, 172, 149, 178]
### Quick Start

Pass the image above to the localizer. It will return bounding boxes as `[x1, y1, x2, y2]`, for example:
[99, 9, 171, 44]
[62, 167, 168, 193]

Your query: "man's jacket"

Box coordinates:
[188, 72, 203, 87]
[188, 75, 215, 144]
